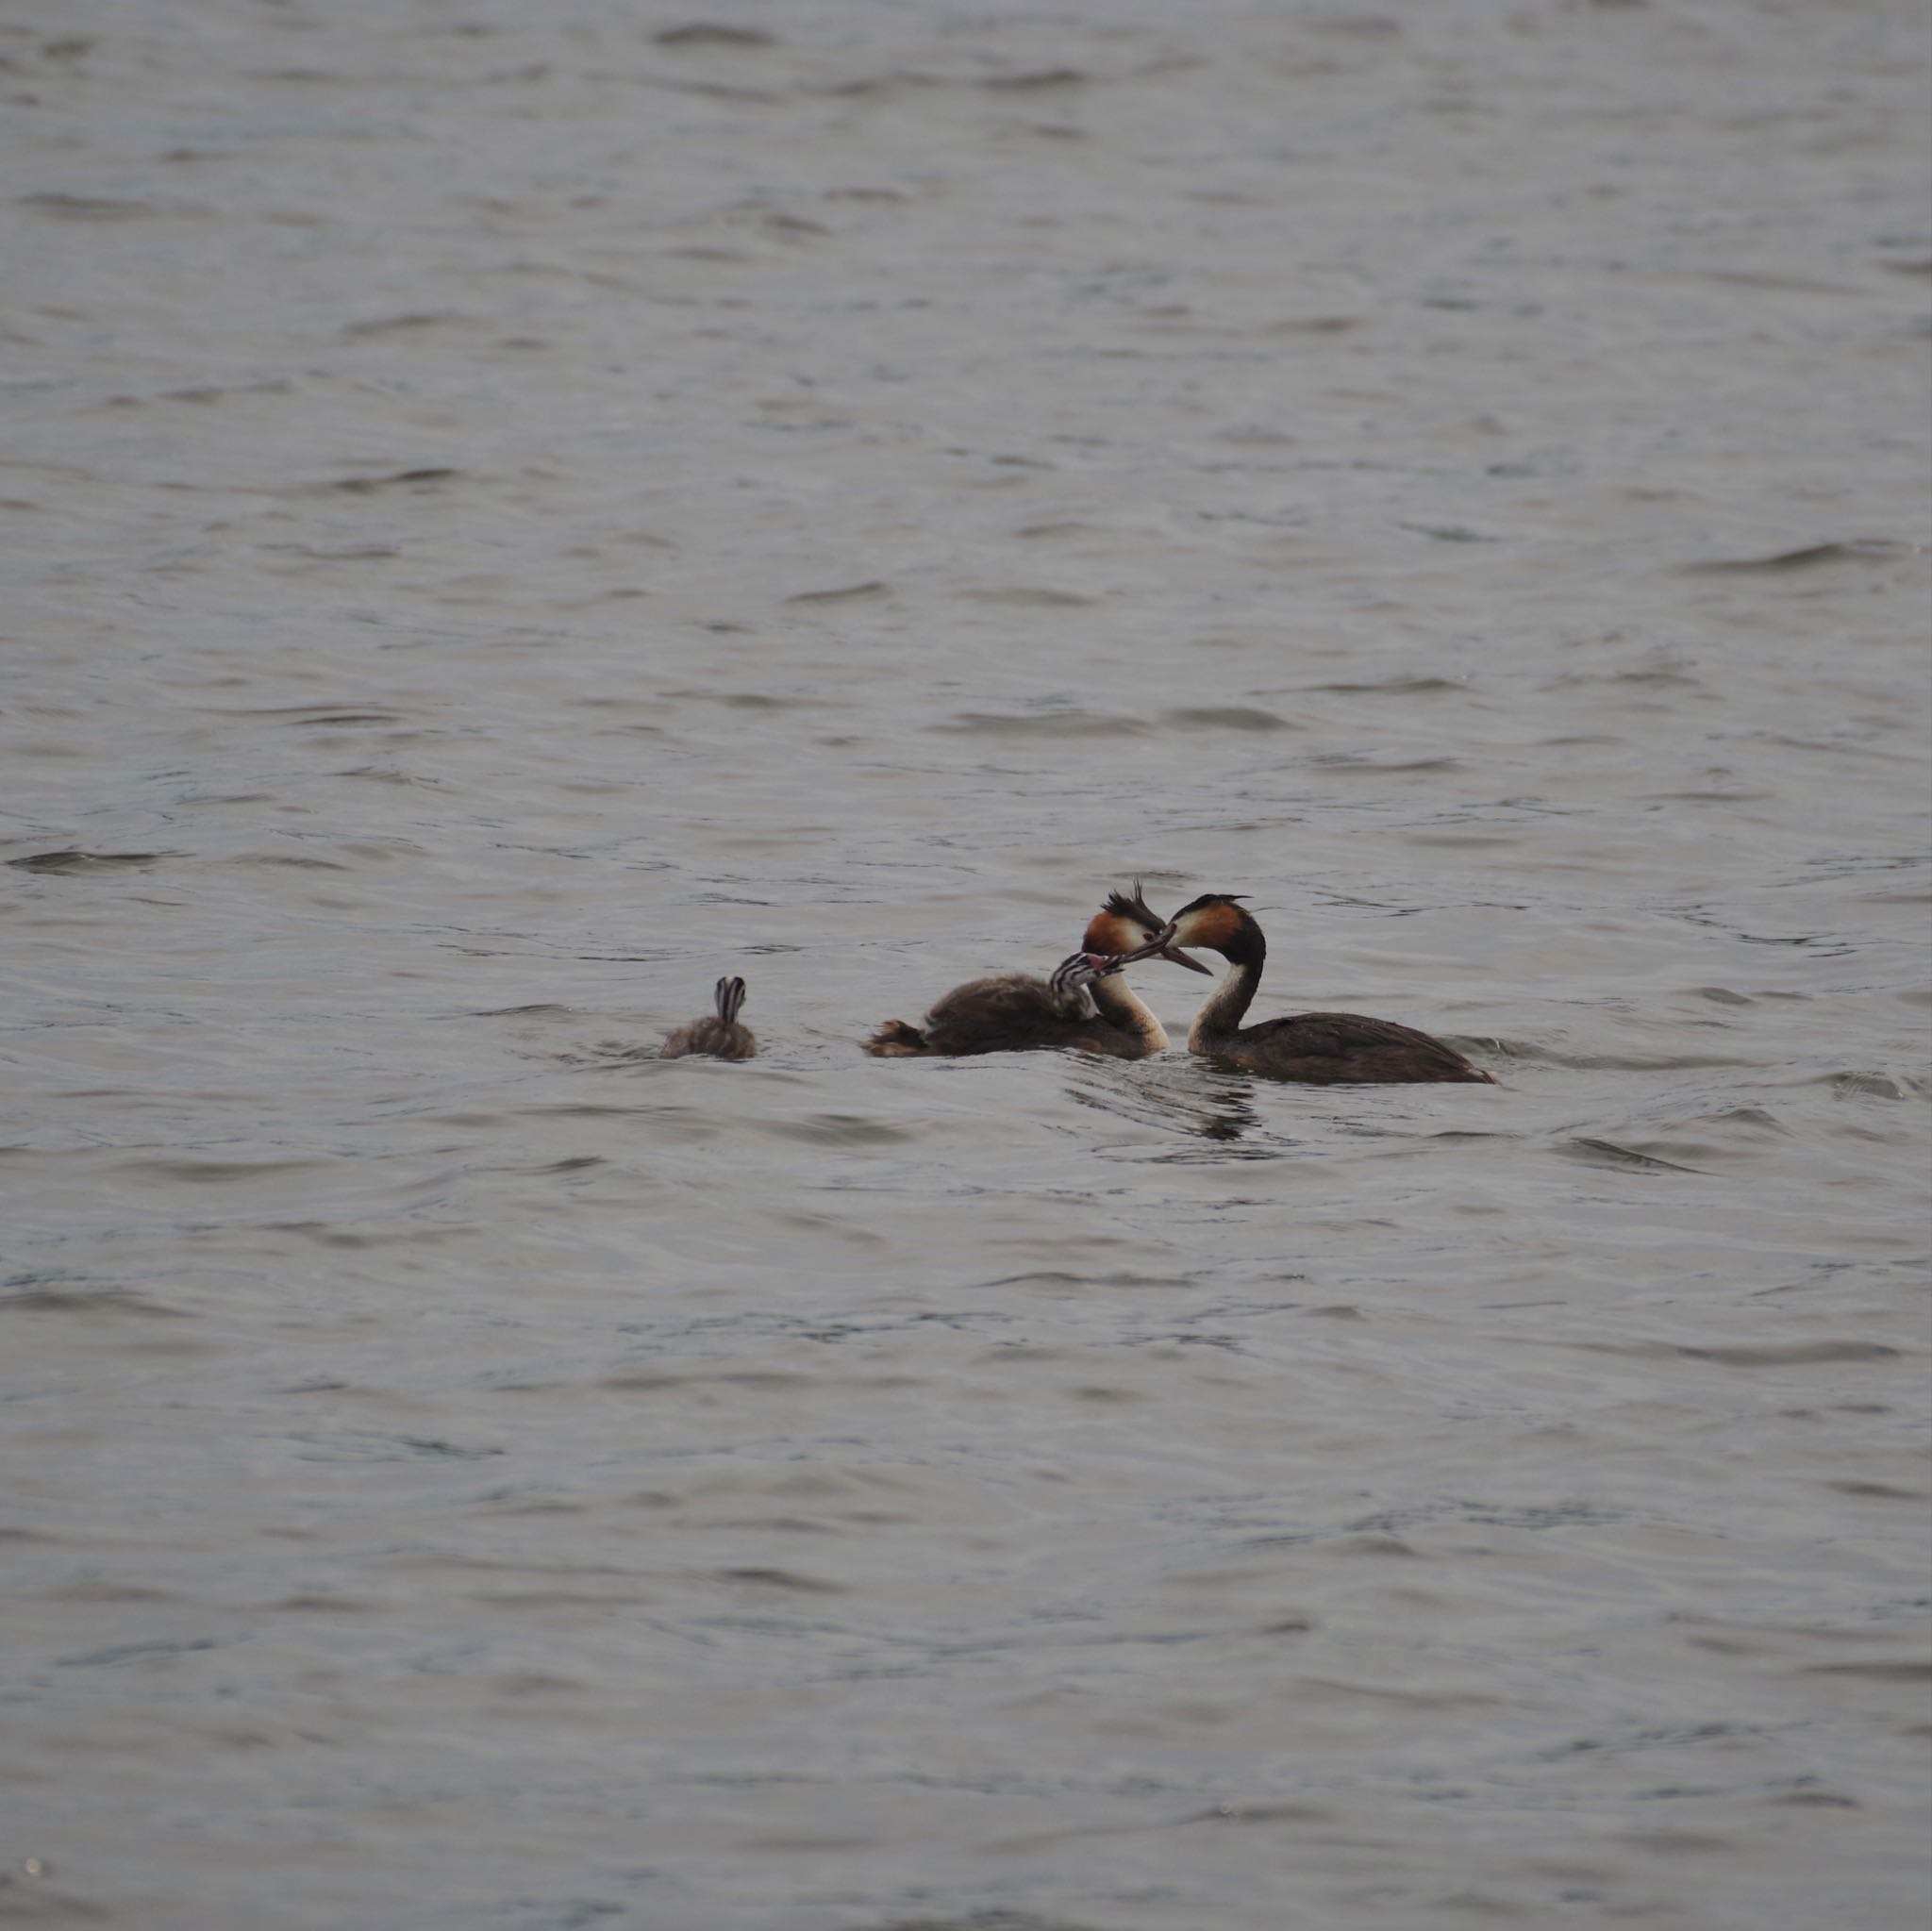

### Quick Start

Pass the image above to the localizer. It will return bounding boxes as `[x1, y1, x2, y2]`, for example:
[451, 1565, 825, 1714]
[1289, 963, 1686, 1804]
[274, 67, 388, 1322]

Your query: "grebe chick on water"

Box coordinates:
[1121, 895, 1497, 1085]
[865, 885, 1210, 1059]
[868, 952, 1138, 1058]
[661, 976, 756, 1060]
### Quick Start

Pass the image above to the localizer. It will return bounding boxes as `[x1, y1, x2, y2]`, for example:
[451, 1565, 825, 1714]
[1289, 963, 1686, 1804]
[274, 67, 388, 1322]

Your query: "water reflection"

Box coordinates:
[1063, 1057, 1284, 1158]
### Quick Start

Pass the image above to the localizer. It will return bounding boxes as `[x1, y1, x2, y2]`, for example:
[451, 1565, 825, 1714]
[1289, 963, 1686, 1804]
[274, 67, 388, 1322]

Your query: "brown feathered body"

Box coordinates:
[662, 976, 757, 1060]
[1164, 896, 1497, 1086]
[865, 888, 1204, 1060]
[866, 964, 1134, 1059]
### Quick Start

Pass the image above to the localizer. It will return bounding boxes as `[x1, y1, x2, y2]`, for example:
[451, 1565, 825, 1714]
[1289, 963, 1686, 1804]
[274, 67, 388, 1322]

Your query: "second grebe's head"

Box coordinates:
[1165, 894, 1255, 954]
[1081, 882, 1212, 974]
[1111, 893, 1257, 964]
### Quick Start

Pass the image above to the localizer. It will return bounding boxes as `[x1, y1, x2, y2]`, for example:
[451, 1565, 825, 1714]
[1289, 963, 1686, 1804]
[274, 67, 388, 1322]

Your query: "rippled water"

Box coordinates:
[4, 3, 1928, 1927]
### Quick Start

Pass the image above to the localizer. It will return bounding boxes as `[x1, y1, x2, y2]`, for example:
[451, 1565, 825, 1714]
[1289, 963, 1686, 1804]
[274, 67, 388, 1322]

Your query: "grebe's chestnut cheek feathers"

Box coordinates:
[1167, 894, 1253, 953]
[1081, 909, 1144, 957]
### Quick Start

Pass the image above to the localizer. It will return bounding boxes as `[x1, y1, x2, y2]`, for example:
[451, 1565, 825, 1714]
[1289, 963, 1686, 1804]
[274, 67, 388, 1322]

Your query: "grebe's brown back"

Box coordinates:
[864, 883, 1208, 1059]
[661, 976, 757, 1060]
[1124, 895, 1497, 1085]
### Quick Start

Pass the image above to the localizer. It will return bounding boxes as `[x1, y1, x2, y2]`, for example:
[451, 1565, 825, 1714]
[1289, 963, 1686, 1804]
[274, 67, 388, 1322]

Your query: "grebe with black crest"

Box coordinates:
[1118, 895, 1497, 1085]
[865, 884, 1209, 1058]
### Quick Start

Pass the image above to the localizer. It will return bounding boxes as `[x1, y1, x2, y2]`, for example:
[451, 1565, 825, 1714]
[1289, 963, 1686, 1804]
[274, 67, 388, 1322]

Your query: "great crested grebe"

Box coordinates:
[1120, 894, 1498, 1085]
[865, 885, 1210, 1059]
[661, 975, 757, 1059]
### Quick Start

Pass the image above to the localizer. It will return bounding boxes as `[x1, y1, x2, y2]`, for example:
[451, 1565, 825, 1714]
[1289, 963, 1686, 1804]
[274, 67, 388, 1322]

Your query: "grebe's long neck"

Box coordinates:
[1189, 925, 1265, 1052]
[1090, 972, 1168, 1053]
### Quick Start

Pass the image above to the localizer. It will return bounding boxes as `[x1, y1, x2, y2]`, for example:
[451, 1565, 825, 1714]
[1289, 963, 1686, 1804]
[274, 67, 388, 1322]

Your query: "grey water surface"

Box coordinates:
[3, 3, 1928, 1928]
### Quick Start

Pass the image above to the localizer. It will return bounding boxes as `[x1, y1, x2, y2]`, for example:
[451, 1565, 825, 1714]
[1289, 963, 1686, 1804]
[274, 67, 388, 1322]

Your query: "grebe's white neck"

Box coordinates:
[1188, 952, 1264, 1052]
[1091, 971, 1169, 1053]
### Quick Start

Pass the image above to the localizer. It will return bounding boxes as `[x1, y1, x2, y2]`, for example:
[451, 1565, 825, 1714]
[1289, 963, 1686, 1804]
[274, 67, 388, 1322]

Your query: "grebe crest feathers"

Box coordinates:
[1084, 879, 1164, 956]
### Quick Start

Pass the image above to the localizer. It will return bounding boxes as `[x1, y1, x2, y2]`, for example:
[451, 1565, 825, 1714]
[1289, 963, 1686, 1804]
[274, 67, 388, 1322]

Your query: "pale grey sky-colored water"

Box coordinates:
[3, 4, 1928, 1928]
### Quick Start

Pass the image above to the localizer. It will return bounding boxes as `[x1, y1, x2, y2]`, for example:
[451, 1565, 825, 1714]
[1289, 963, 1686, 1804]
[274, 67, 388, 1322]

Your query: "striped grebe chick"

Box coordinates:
[865, 884, 1210, 1060]
[1120, 895, 1497, 1085]
[661, 975, 756, 1060]
[868, 952, 1137, 1059]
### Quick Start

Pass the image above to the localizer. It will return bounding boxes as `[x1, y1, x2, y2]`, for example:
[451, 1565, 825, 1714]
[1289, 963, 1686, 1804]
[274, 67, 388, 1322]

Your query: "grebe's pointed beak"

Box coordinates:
[1110, 924, 1212, 974]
